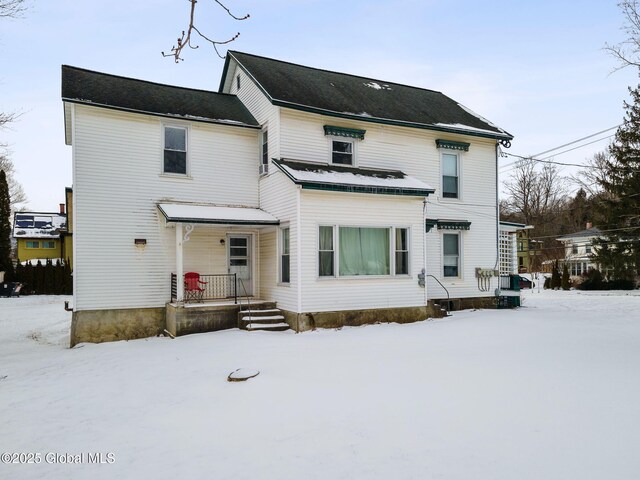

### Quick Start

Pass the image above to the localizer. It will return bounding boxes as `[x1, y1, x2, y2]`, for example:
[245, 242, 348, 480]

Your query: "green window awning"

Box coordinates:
[324, 125, 366, 140]
[425, 219, 472, 232]
[436, 139, 470, 152]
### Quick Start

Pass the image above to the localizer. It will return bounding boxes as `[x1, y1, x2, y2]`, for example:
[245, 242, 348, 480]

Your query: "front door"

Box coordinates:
[228, 234, 252, 296]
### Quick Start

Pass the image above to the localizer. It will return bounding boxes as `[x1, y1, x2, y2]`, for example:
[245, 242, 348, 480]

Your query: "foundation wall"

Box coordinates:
[70, 307, 165, 347]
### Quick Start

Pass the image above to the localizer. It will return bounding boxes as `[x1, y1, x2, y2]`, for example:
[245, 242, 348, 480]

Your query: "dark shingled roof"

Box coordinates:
[62, 65, 259, 128]
[222, 51, 512, 141]
[558, 227, 602, 240]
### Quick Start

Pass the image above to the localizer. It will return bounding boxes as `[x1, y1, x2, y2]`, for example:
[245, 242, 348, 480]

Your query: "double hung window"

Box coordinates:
[280, 227, 290, 283]
[163, 126, 187, 175]
[443, 233, 460, 277]
[331, 140, 354, 165]
[442, 153, 459, 199]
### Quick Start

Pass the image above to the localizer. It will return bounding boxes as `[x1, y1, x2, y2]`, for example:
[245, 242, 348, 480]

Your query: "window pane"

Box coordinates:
[442, 153, 458, 176]
[319, 251, 334, 276]
[396, 228, 407, 251]
[281, 255, 290, 283]
[332, 141, 352, 153]
[282, 228, 290, 255]
[443, 264, 458, 277]
[332, 152, 353, 165]
[230, 237, 247, 247]
[443, 176, 458, 198]
[395, 251, 408, 275]
[230, 258, 247, 266]
[230, 247, 247, 256]
[164, 150, 186, 174]
[262, 131, 268, 165]
[319, 226, 333, 250]
[339, 227, 390, 276]
[443, 234, 459, 255]
[165, 127, 186, 151]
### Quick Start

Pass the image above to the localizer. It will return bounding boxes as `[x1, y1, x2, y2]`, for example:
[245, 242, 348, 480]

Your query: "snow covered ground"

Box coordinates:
[1, 290, 639, 480]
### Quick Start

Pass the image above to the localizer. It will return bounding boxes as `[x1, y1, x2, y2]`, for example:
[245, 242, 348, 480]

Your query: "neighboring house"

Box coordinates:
[13, 209, 67, 264]
[557, 223, 602, 276]
[499, 222, 532, 276]
[62, 51, 513, 345]
[59, 187, 74, 269]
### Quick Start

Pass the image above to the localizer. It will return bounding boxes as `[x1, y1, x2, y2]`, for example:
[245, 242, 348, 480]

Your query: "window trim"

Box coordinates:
[161, 124, 189, 177]
[317, 225, 410, 279]
[442, 231, 462, 279]
[441, 149, 461, 200]
[279, 226, 290, 284]
[329, 136, 357, 167]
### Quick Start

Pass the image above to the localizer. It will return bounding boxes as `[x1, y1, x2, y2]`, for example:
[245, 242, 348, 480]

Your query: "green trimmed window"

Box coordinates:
[442, 153, 459, 199]
[332, 140, 354, 165]
[443, 233, 460, 277]
[339, 227, 389, 276]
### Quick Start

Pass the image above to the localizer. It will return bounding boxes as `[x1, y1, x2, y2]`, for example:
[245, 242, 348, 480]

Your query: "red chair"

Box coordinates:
[184, 272, 207, 303]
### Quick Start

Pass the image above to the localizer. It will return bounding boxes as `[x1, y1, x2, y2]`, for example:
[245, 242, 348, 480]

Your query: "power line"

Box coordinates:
[530, 125, 620, 157]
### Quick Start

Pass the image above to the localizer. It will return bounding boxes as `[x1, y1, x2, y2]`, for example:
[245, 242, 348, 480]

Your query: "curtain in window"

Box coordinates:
[319, 226, 334, 276]
[443, 233, 459, 277]
[339, 227, 389, 275]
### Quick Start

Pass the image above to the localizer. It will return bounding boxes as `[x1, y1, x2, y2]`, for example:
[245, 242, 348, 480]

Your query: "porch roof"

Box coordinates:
[273, 159, 435, 197]
[158, 203, 279, 226]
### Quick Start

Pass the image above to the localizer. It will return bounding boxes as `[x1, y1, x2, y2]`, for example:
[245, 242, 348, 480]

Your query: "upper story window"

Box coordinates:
[261, 130, 269, 166]
[571, 244, 578, 254]
[585, 244, 592, 254]
[332, 139, 354, 165]
[163, 126, 187, 175]
[236, 74, 241, 90]
[442, 152, 459, 199]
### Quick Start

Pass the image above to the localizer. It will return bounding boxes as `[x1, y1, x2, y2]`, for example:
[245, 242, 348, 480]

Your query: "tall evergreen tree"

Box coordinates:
[0, 170, 14, 281]
[594, 83, 640, 279]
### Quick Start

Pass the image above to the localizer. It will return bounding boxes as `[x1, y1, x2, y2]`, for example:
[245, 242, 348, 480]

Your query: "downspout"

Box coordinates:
[423, 198, 429, 307]
[296, 185, 302, 332]
[494, 142, 500, 294]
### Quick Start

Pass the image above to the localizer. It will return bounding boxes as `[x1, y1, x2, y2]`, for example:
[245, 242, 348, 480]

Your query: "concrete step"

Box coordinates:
[246, 322, 290, 332]
[240, 315, 286, 323]
[240, 309, 282, 316]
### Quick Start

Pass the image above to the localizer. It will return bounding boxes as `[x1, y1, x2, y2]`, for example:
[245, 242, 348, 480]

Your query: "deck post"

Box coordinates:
[176, 222, 184, 302]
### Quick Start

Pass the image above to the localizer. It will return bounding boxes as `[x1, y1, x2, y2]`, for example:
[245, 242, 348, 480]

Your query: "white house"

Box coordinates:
[557, 224, 602, 277]
[62, 51, 513, 345]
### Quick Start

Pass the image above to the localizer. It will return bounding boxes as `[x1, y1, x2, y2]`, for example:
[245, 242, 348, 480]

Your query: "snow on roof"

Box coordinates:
[557, 227, 602, 241]
[13, 212, 66, 239]
[157, 203, 279, 225]
[274, 159, 435, 196]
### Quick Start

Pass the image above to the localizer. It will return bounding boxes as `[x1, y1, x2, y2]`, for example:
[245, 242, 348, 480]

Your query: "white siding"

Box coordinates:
[279, 108, 499, 300]
[72, 105, 260, 311]
[299, 190, 426, 312]
[230, 64, 281, 160]
[258, 170, 298, 311]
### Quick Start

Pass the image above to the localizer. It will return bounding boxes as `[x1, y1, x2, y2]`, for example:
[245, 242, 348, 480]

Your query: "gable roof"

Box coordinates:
[557, 227, 602, 241]
[61, 65, 259, 128]
[221, 51, 512, 142]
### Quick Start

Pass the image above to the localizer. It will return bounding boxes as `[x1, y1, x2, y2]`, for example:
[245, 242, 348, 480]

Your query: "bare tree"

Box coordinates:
[571, 151, 614, 196]
[162, 0, 249, 62]
[0, 0, 26, 18]
[1, 1, 28, 209]
[605, 0, 640, 70]
[503, 158, 568, 225]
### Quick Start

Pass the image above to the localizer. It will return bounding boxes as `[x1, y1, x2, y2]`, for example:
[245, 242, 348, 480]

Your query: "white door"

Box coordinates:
[228, 234, 252, 296]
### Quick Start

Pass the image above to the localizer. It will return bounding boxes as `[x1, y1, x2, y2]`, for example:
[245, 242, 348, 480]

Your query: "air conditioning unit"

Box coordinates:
[259, 163, 269, 175]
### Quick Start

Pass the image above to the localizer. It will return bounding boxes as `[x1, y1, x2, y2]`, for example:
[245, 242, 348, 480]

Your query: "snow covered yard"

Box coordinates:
[1, 291, 640, 480]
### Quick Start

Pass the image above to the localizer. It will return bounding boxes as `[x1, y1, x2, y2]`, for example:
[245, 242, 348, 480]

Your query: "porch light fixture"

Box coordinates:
[220, 238, 226, 245]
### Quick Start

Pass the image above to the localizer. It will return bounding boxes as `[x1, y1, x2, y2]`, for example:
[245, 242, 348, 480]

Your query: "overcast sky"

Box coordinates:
[1, 0, 637, 211]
